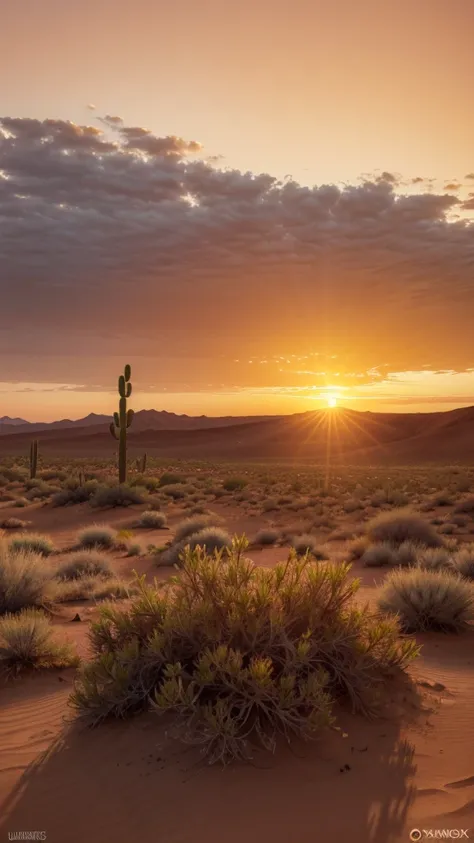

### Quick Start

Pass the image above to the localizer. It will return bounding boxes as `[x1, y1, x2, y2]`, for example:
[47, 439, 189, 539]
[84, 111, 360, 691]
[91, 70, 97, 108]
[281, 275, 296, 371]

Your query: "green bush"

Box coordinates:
[378, 567, 474, 632]
[71, 539, 418, 764]
[0, 609, 78, 674]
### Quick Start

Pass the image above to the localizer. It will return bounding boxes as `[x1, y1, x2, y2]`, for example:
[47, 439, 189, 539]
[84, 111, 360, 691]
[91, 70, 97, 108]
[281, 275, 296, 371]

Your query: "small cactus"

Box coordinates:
[137, 453, 147, 474]
[109, 364, 134, 484]
[29, 440, 38, 479]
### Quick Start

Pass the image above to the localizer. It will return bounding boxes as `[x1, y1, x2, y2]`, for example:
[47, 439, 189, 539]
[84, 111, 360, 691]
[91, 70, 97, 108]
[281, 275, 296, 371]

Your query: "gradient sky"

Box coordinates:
[1, 0, 474, 420]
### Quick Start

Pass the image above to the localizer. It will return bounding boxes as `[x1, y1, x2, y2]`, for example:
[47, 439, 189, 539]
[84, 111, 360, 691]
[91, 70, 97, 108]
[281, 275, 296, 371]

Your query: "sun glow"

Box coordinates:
[326, 394, 338, 408]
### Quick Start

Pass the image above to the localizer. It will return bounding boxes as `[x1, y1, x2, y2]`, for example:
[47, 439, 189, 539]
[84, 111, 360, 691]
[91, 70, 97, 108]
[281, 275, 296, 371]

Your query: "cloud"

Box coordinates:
[1, 113, 474, 394]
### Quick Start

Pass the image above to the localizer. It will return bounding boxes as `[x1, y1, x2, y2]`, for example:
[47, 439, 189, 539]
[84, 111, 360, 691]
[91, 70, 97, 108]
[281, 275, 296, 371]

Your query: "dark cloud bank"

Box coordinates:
[1, 116, 473, 390]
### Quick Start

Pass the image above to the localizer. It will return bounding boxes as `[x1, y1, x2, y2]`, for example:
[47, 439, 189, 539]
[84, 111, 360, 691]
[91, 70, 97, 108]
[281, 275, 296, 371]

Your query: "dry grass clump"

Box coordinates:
[25, 481, 59, 501]
[453, 545, 474, 580]
[76, 524, 116, 550]
[254, 528, 280, 546]
[291, 534, 328, 560]
[0, 609, 78, 674]
[0, 517, 29, 530]
[57, 550, 113, 581]
[0, 540, 55, 614]
[173, 516, 213, 543]
[378, 568, 474, 632]
[160, 526, 232, 567]
[161, 484, 188, 500]
[136, 511, 167, 529]
[366, 509, 442, 548]
[56, 576, 134, 602]
[9, 533, 55, 557]
[125, 542, 143, 558]
[346, 536, 370, 560]
[222, 477, 247, 492]
[453, 495, 474, 514]
[159, 472, 187, 487]
[416, 547, 454, 572]
[90, 484, 146, 508]
[361, 543, 398, 568]
[71, 539, 418, 764]
[52, 480, 99, 507]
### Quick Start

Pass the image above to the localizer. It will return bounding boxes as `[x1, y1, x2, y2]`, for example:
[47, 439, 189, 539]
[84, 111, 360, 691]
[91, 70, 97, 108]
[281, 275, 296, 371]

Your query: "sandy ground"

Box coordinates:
[0, 500, 473, 843]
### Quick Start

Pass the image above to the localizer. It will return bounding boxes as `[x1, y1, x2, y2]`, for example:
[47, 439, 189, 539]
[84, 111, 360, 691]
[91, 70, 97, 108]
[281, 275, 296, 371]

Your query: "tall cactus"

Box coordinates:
[29, 439, 38, 479]
[109, 364, 134, 484]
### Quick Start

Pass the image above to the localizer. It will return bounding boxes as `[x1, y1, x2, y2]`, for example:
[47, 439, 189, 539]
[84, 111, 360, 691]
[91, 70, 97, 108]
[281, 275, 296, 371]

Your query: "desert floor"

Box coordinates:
[0, 464, 473, 843]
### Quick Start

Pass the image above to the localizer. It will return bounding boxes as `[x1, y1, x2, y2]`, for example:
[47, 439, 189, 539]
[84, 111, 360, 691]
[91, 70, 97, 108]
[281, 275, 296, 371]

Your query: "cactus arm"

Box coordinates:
[109, 422, 119, 440]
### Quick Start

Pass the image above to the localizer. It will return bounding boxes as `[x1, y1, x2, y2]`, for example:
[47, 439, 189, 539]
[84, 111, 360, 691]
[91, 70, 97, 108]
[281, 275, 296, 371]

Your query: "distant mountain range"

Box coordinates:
[0, 410, 281, 436]
[1, 405, 474, 464]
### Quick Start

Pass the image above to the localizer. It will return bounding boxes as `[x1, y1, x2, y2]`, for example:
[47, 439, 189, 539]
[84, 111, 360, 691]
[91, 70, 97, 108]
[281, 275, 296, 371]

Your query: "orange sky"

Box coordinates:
[1, 0, 473, 421]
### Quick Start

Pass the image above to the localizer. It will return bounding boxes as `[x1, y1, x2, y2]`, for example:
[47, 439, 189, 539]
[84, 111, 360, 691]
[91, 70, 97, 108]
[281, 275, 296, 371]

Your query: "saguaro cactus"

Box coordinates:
[29, 440, 38, 479]
[109, 364, 134, 483]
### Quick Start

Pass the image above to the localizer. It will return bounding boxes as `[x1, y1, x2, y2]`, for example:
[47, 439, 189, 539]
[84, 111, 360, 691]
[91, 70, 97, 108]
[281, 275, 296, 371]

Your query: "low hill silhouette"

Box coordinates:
[1, 406, 474, 463]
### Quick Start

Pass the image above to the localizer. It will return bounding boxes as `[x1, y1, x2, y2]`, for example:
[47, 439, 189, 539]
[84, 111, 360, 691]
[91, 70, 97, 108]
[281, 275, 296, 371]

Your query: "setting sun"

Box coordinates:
[326, 394, 338, 408]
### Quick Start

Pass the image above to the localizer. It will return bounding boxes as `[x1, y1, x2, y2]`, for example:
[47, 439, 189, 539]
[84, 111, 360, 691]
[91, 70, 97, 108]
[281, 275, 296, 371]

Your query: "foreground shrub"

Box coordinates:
[72, 539, 418, 764]
[77, 524, 116, 550]
[366, 509, 442, 548]
[90, 485, 146, 508]
[0, 609, 78, 674]
[378, 568, 474, 632]
[57, 550, 113, 581]
[9, 533, 55, 557]
[0, 541, 54, 614]
[137, 511, 167, 529]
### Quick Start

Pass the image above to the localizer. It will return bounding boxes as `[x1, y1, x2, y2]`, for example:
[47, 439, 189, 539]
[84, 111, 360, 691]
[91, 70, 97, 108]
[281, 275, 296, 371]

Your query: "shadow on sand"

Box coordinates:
[1, 681, 424, 843]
